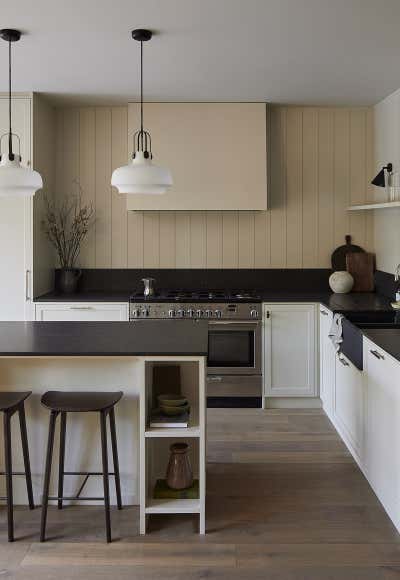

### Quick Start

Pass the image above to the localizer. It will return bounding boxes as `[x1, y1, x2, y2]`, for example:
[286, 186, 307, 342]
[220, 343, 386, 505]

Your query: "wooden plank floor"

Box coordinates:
[2, 408, 400, 579]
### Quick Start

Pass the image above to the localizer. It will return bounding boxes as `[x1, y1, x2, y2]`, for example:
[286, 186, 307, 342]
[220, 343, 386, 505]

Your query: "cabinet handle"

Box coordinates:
[207, 376, 223, 382]
[320, 310, 328, 316]
[25, 270, 30, 301]
[370, 349, 385, 360]
[265, 310, 270, 319]
[69, 306, 94, 311]
[338, 355, 349, 366]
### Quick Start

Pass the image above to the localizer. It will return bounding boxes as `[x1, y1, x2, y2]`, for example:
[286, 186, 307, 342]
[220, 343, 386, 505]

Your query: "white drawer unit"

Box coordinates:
[263, 303, 317, 397]
[35, 302, 129, 322]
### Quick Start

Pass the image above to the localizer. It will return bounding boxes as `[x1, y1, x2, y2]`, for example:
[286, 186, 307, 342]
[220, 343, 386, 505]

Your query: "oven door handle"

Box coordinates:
[208, 321, 260, 325]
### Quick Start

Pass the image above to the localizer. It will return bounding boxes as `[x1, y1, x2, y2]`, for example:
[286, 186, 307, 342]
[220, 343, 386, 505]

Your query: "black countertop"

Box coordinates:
[362, 328, 400, 363]
[0, 321, 208, 357]
[34, 290, 394, 313]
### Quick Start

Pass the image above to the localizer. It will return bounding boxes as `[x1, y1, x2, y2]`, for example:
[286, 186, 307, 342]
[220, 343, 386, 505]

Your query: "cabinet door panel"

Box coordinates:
[333, 352, 364, 462]
[365, 339, 400, 528]
[319, 307, 335, 417]
[264, 303, 317, 397]
[35, 303, 129, 321]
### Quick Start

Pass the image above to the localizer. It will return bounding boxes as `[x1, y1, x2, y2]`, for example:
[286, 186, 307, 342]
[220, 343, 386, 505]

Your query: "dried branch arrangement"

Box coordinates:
[41, 184, 95, 269]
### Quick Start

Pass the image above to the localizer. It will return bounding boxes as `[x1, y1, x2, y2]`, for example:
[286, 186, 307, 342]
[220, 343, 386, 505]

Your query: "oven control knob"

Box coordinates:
[168, 309, 176, 318]
[196, 309, 204, 318]
[131, 308, 140, 318]
[141, 309, 149, 317]
[214, 309, 222, 318]
[187, 309, 195, 318]
[177, 309, 185, 318]
[250, 309, 259, 319]
[205, 309, 213, 318]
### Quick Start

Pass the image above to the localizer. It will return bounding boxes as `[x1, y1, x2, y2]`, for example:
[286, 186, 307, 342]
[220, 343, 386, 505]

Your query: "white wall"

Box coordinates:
[373, 89, 400, 274]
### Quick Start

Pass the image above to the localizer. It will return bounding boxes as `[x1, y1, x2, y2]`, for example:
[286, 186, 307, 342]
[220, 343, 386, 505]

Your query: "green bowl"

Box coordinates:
[160, 402, 190, 416]
[157, 394, 188, 406]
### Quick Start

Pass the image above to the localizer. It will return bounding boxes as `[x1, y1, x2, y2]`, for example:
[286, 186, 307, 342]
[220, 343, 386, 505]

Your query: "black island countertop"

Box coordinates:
[0, 321, 208, 357]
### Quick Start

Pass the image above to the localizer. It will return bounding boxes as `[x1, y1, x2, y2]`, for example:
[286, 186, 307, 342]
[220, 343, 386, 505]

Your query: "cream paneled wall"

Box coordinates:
[55, 105, 374, 269]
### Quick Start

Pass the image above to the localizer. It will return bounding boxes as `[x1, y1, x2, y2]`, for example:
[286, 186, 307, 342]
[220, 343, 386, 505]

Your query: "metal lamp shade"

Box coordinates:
[371, 168, 386, 188]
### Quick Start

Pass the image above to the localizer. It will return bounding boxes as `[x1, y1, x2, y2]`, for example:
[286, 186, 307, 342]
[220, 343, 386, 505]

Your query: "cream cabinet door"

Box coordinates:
[263, 303, 317, 397]
[0, 96, 33, 321]
[35, 302, 129, 321]
[364, 338, 400, 530]
[333, 352, 364, 464]
[126, 103, 267, 211]
[319, 306, 335, 418]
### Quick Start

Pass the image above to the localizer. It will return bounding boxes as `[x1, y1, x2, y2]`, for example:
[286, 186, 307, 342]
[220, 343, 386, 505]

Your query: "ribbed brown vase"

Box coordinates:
[166, 443, 193, 490]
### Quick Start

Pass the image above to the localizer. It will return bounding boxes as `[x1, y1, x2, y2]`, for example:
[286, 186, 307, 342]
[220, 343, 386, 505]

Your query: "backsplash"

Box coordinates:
[56, 105, 374, 269]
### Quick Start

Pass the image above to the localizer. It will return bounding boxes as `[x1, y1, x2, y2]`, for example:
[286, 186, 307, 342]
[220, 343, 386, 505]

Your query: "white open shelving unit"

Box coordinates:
[348, 201, 400, 210]
[139, 356, 206, 535]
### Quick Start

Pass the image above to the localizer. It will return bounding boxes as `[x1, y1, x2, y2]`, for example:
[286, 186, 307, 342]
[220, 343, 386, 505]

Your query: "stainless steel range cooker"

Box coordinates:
[129, 291, 262, 407]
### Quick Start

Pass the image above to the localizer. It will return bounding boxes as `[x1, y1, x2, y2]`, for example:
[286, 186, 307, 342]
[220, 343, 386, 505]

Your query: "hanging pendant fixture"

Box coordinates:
[111, 29, 172, 195]
[0, 29, 42, 197]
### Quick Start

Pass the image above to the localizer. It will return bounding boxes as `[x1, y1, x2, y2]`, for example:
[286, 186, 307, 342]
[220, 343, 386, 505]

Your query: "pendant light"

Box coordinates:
[111, 29, 172, 195]
[0, 29, 42, 197]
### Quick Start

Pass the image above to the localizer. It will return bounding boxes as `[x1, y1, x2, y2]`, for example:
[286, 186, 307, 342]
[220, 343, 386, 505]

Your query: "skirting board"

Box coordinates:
[264, 397, 322, 409]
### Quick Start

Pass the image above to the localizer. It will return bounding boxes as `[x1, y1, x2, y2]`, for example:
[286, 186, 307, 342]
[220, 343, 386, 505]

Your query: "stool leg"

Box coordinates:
[4, 411, 14, 542]
[40, 411, 58, 542]
[18, 403, 35, 510]
[109, 407, 122, 510]
[100, 411, 111, 543]
[57, 412, 67, 510]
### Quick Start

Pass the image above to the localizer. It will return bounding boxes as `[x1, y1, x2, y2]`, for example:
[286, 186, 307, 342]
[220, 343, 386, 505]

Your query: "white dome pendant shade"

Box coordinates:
[0, 29, 43, 198]
[111, 29, 172, 197]
[111, 152, 172, 195]
[0, 154, 42, 197]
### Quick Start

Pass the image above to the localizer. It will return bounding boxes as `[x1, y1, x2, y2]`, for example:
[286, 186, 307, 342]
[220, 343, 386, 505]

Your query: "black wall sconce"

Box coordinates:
[371, 163, 393, 187]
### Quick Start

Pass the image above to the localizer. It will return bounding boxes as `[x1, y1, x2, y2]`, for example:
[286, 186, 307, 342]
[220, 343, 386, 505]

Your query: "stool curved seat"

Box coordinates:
[0, 391, 31, 412]
[41, 391, 123, 413]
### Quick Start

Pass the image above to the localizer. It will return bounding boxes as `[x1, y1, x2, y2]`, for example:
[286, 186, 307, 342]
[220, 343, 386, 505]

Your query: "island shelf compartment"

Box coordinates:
[139, 357, 206, 535]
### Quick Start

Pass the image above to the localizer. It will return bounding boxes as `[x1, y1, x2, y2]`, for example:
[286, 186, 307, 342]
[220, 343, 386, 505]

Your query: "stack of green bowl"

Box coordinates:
[157, 394, 190, 416]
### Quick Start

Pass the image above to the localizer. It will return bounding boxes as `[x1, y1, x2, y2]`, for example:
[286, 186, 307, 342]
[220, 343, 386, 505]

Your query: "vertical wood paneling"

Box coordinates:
[285, 108, 303, 266]
[56, 104, 373, 270]
[159, 212, 176, 267]
[302, 109, 318, 267]
[78, 108, 96, 267]
[190, 212, 207, 267]
[238, 212, 255, 268]
[270, 107, 287, 266]
[111, 107, 128, 267]
[206, 212, 223, 268]
[317, 109, 335, 266]
[222, 212, 239, 267]
[95, 108, 112, 267]
[175, 212, 191, 267]
[143, 212, 160, 267]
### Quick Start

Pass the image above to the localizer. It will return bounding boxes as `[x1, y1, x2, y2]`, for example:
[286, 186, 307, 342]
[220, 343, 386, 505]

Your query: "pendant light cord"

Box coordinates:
[140, 40, 143, 149]
[8, 39, 13, 158]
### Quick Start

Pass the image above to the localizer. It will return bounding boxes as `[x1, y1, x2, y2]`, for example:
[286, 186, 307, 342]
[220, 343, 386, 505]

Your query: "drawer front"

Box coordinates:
[35, 303, 129, 321]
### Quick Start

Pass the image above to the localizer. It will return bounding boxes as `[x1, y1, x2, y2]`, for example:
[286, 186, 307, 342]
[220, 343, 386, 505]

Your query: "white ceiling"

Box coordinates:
[0, 0, 399, 106]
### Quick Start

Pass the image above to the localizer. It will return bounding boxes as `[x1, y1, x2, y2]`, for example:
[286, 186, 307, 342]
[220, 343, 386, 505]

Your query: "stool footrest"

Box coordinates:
[47, 496, 106, 502]
[0, 471, 29, 476]
[63, 471, 116, 476]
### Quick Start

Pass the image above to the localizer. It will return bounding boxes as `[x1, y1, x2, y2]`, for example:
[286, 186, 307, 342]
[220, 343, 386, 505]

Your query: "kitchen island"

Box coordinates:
[0, 321, 208, 534]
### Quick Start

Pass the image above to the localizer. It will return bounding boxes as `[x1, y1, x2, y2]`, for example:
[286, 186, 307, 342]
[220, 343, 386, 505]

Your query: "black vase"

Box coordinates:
[59, 268, 82, 294]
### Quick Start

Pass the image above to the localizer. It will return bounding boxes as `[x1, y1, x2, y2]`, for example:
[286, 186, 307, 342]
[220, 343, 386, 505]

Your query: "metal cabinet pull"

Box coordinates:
[25, 270, 30, 301]
[320, 310, 328, 316]
[370, 349, 385, 360]
[69, 306, 94, 311]
[265, 311, 270, 319]
[338, 355, 350, 366]
[207, 376, 223, 382]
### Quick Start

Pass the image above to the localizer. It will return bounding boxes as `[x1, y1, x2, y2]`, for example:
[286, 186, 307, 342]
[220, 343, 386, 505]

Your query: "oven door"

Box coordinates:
[207, 321, 261, 375]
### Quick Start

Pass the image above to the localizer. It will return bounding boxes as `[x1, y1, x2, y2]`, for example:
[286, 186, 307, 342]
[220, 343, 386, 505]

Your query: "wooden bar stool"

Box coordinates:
[0, 391, 35, 542]
[40, 391, 123, 543]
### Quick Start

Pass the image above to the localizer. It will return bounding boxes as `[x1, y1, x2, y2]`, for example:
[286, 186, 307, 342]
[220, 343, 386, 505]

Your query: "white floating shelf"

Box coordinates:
[348, 201, 400, 211]
[145, 425, 200, 438]
[145, 498, 201, 514]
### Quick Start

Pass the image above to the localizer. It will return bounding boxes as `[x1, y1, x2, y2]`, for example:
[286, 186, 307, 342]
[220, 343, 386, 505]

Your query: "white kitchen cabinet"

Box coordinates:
[0, 94, 56, 320]
[364, 338, 400, 530]
[263, 303, 317, 397]
[35, 302, 129, 321]
[333, 352, 364, 465]
[126, 103, 267, 211]
[319, 306, 335, 418]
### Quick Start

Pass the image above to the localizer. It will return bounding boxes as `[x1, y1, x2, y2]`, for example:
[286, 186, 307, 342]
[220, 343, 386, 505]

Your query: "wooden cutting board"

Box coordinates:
[346, 252, 375, 292]
[331, 235, 365, 270]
